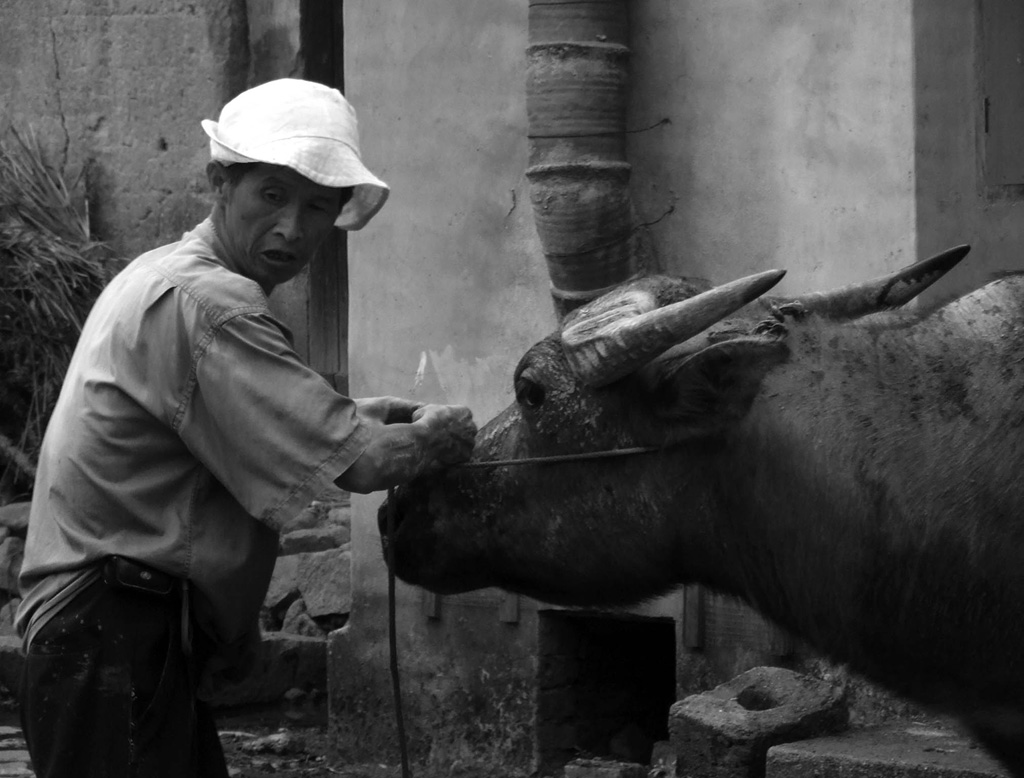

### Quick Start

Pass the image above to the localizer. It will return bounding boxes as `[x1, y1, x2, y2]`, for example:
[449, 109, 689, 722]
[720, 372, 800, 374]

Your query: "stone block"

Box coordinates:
[281, 493, 349, 533]
[766, 723, 1009, 778]
[281, 598, 325, 638]
[295, 547, 351, 618]
[0, 539, 23, 595]
[281, 502, 322, 533]
[564, 758, 648, 778]
[0, 599, 20, 638]
[0, 504, 28, 535]
[326, 499, 351, 526]
[280, 527, 349, 555]
[264, 553, 301, 613]
[670, 666, 849, 778]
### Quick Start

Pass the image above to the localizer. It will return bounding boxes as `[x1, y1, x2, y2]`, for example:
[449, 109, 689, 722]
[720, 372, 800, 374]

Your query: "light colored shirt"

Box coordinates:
[16, 218, 371, 664]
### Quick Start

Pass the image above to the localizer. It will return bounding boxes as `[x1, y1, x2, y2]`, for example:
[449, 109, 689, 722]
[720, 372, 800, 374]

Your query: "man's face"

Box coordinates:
[209, 162, 344, 292]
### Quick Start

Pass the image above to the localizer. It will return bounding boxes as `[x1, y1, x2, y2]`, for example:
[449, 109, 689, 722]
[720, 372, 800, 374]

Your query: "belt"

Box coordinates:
[101, 556, 192, 658]
[101, 555, 176, 595]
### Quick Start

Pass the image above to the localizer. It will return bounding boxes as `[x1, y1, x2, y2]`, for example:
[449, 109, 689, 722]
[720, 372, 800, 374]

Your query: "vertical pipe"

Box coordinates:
[526, 0, 639, 317]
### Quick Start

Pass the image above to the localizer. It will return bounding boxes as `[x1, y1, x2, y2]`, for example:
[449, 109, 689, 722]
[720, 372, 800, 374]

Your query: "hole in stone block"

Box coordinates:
[537, 610, 675, 774]
[736, 685, 777, 711]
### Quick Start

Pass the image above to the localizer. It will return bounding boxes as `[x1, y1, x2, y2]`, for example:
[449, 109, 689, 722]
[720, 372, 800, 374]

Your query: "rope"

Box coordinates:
[453, 446, 660, 469]
[386, 487, 412, 778]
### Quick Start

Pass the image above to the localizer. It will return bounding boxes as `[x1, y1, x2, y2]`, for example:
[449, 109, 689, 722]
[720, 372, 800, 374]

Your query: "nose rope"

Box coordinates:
[452, 445, 660, 469]
[386, 487, 412, 778]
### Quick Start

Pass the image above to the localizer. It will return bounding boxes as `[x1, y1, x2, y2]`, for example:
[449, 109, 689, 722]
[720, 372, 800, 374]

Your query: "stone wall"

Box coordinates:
[0, 0, 250, 264]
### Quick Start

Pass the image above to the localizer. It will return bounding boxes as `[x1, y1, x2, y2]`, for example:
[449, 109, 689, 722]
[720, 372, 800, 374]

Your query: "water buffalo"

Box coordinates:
[381, 245, 1024, 773]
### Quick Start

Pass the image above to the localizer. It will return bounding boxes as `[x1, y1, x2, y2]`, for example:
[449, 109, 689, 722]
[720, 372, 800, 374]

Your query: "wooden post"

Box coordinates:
[300, 0, 350, 390]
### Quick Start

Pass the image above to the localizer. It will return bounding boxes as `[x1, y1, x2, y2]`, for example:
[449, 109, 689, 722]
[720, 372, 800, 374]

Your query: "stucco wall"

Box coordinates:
[628, 0, 917, 294]
[328, 0, 554, 767]
[0, 0, 249, 262]
[913, 0, 1024, 302]
[0, 0, 319, 355]
[626, 0, 1024, 301]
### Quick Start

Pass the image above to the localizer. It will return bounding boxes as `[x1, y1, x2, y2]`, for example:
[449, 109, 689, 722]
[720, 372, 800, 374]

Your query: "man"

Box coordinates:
[16, 78, 477, 777]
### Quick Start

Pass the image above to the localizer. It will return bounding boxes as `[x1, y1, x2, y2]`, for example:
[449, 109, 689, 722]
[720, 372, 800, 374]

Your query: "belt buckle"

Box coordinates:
[102, 556, 175, 596]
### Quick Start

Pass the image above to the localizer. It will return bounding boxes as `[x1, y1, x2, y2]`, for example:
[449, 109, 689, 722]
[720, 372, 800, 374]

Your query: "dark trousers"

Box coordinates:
[19, 574, 229, 778]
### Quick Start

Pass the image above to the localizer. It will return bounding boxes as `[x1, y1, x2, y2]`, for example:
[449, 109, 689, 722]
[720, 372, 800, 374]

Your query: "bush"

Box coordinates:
[0, 127, 113, 502]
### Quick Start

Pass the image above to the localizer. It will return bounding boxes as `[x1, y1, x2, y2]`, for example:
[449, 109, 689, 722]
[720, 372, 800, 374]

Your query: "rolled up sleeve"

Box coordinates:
[178, 311, 371, 531]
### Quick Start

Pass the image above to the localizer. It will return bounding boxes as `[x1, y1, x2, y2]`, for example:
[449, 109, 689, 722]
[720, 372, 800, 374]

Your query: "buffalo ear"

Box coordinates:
[641, 337, 789, 429]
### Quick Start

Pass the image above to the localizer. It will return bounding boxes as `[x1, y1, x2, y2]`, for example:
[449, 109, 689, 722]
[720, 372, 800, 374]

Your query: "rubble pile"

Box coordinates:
[0, 502, 27, 641]
[261, 491, 353, 638]
[0, 491, 352, 707]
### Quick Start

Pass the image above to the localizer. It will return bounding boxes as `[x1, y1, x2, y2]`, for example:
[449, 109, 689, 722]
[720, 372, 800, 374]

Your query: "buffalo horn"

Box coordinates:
[784, 244, 970, 319]
[562, 269, 786, 387]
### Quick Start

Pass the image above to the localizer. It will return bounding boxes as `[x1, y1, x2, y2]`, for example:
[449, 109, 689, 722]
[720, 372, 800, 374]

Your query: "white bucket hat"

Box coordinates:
[201, 78, 389, 230]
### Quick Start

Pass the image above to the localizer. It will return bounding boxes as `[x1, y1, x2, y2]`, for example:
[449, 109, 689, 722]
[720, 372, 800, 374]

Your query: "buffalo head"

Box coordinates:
[379, 246, 969, 607]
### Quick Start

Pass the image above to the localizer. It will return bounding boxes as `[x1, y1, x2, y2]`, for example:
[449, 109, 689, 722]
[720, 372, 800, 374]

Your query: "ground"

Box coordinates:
[0, 685, 408, 778]
[217, 698, 339, 778]
[217, 699, 406, 778]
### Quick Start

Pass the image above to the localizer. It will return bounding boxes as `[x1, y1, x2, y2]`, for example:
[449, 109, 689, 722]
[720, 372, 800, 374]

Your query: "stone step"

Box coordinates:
[0, 725, 31, 777]
[767, 723, 1010, 778]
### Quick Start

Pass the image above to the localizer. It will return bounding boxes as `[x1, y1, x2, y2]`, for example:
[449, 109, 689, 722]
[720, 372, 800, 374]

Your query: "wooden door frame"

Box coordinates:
[301, 0, 349, 392]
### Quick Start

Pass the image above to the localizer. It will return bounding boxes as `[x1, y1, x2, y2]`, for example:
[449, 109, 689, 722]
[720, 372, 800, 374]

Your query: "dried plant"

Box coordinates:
[0, 126, 113, 502]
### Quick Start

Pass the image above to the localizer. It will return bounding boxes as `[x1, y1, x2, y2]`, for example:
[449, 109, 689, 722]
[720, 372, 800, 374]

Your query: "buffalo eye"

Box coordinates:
[515, 375, 546, 408]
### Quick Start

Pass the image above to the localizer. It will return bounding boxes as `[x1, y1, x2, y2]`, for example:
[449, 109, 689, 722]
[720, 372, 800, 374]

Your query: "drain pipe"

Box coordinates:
[525, 0, 644, 318]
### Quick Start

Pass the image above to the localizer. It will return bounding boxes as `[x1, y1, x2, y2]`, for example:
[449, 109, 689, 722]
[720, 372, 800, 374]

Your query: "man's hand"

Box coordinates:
[335, 400, 477, 494]
[355, 396, 424, 425]
[410, 404, 477, 469]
